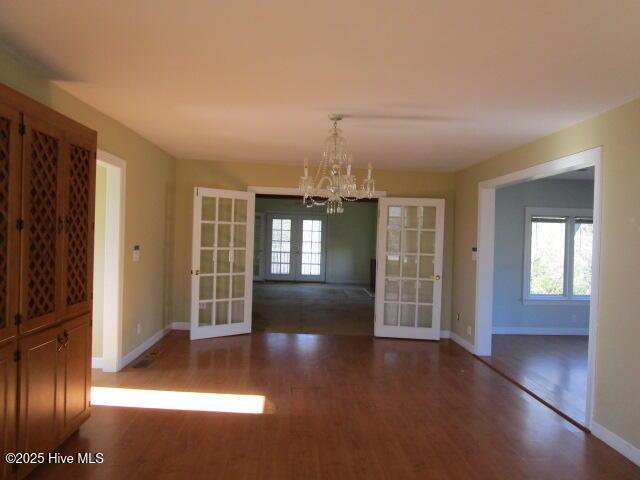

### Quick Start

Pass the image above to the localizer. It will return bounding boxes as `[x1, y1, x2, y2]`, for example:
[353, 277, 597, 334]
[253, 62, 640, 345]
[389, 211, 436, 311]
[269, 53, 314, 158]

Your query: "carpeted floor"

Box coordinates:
[252, 282, 374, 336]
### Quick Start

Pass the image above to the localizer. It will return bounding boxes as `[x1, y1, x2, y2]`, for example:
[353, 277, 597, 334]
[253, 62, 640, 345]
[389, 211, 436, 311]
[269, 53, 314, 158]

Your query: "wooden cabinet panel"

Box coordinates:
[0, 103, 21, 346]
[57, 315, 91, 439]
[61, 133, 96, 320]
[17, 325, 63, 478]
[20, 115, 65, 335]
[0, 341, 17, 480]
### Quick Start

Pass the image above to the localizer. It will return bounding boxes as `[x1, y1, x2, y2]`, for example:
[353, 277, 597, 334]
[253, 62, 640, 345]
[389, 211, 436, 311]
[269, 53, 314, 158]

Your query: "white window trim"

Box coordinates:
[523, 206, 593, 305]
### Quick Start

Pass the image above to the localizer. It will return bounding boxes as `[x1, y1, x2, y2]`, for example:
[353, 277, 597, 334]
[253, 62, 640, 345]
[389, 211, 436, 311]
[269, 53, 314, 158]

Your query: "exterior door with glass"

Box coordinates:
[266, 213, 326, 282]
[375, 198, 445, 340]
[190, 188, 255, 340]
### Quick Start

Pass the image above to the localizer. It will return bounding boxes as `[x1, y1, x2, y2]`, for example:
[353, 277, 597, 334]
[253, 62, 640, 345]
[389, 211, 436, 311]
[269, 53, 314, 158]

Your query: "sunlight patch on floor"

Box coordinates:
[91, 387, 265, 414]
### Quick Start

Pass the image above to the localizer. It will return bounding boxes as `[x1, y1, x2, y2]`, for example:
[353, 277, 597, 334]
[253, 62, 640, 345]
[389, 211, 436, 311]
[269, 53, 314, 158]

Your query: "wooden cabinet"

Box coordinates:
[0, 83, 96, 479]
[17, 325, 63, 478]
[0, 102, 21, 346]
[57, 315, 91, 439]
[0, 342, 17, 480]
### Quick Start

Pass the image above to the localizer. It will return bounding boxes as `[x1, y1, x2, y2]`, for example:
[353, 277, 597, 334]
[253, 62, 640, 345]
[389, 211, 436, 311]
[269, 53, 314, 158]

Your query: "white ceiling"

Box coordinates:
[1, 1, 640, 170]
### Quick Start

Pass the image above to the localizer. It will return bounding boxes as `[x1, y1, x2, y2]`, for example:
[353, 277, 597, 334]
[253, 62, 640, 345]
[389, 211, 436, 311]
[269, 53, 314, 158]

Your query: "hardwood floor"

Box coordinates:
[30, 331, 638, 479]
[252, 282, 374, 336]
[479, 335, 588, 427]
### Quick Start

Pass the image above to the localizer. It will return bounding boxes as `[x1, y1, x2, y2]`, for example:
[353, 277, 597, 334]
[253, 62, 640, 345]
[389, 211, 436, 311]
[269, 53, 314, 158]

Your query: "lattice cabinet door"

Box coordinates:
[19, 115, 65, 334]
[0, 103, 21, 344]
[61, 132, 96, 319]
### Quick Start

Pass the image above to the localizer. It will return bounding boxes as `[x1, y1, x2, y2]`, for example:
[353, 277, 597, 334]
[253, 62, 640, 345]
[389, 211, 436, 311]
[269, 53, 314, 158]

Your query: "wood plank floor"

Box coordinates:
[252, 282, 374, 336]
[31, 331, 639, 479]
[479, 335, 588, 426]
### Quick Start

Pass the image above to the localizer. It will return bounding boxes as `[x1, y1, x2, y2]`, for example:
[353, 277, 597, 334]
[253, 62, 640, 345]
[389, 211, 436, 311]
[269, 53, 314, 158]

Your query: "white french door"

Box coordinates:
[375, 198, 445, 340]
[265, 213, 326, 282]
[190, 188, 255, 340]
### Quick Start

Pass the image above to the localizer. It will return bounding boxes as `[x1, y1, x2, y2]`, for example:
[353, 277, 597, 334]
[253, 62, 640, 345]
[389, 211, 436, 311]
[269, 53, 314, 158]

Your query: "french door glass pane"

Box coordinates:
[200, 250, 214, 274]
[199, 302, 213, 326]
[385, 280, 400, 301]
[219, 198, 232, 222]
[417, 305, 433, 328]
[234, 199, 247, 222]
[218, 224, 231, 247]
[233, 249, 246, 273]
[530, 219, 566, 295]
[216, 275, 230, 299]
[234, 225, 246, 247]
[384, 303, 398, 326]
[217, 250, 230, 274]
[301, 219, 322, 276]
[421, 207, 436, 229]
[202, 197, 217, 221]
[573, 222, 593, 296]
[199, 276, 213, 300]
[231, 300, 244, 323]
[270, 218, 292, 275]
[418, 281, 434, 303]
[216, 301, 229, 324]
[400, 304, 416, 327]
[201, 224, 215, 247]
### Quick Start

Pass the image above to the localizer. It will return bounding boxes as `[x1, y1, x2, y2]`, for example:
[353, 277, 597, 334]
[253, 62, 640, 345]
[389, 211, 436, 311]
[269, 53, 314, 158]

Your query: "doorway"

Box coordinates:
[92, 150, 125, 372]
[253, 194, 377, 336]
[474, 147, 602, 429]
[265, 213, 327, 282]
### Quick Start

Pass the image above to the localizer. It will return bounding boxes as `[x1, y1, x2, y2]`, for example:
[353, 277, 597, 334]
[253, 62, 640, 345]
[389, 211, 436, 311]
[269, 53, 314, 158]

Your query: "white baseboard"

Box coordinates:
[118, 325, 171, 370]
[440, 330, 451, 339]
[91, 357, 103, 369]
[591, 421, 640, 466]
[492, 326, 589, 335]
[451, 332, 475, 353]
[170, 322, 191, 331]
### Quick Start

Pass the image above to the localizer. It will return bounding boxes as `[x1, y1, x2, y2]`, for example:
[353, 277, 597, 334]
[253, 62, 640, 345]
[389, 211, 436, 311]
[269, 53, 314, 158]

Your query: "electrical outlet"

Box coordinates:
[467, 325, 472, 336]
[137, 323, 141, 335]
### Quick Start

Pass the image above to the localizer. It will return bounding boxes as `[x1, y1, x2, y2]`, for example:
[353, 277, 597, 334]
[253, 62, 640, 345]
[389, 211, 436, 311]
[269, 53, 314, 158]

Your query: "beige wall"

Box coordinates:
[173, 159, 456, 331]
[452, 98, 640, 448]
[91, 165, 107, 357]
[0, 46, 177, 357]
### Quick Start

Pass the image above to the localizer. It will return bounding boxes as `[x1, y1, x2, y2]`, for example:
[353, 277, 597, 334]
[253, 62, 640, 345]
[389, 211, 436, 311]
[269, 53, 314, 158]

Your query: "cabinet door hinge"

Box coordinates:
[18, 122, 26, 136]
[13, 349, 20, 362]
[14, 313, 22, 325]
[16, 218, 24, 230]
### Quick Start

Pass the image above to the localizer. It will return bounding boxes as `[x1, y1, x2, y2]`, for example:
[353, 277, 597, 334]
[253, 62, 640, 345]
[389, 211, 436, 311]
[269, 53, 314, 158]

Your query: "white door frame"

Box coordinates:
[474, 146, 602, 429]
[95, 149, 126, 372]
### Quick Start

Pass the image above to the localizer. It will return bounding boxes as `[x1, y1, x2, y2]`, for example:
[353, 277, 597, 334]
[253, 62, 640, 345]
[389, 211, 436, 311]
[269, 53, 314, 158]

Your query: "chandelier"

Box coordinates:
[299, 114, 375, 214]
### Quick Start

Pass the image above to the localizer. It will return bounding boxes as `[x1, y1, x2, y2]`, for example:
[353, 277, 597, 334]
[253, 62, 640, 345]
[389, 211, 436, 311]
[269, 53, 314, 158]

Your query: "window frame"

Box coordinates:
[523, 207, 593, 305]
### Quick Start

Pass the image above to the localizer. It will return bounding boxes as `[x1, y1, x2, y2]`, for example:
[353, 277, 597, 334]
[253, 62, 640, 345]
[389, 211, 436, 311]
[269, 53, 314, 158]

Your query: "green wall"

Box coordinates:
[255, 197, 377, 285]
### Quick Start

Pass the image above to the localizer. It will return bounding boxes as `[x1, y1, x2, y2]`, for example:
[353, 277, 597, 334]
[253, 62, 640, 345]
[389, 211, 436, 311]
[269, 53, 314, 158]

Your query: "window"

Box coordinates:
[524, 207, 593, 303]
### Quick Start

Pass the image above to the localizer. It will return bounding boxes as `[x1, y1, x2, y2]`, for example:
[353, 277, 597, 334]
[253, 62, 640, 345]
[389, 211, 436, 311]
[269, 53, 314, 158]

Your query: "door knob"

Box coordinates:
[431, 274, 441, 281]
[191, 269, 200, 276]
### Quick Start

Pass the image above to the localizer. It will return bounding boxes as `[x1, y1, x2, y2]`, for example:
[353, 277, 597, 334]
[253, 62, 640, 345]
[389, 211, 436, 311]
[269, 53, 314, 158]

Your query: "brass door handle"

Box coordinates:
[191, 269, 200, 276]
[431, 274, 441, 281]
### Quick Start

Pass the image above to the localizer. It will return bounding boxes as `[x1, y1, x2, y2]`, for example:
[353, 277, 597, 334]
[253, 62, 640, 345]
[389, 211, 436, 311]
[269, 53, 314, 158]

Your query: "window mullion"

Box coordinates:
[565, 216, 575, 300]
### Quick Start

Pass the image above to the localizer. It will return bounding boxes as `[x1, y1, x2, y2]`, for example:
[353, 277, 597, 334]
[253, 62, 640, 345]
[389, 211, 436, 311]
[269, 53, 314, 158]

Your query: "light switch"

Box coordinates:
[133, 244, 141, 262]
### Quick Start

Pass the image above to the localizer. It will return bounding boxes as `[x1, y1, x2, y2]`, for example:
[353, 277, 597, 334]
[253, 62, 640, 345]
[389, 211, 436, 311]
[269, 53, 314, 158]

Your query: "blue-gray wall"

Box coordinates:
[493, 178, 594, 332]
